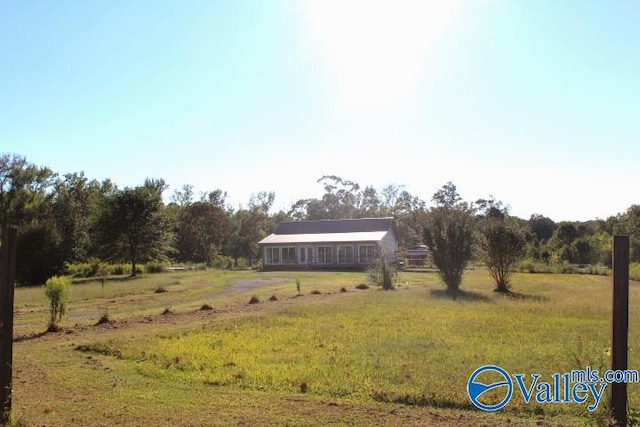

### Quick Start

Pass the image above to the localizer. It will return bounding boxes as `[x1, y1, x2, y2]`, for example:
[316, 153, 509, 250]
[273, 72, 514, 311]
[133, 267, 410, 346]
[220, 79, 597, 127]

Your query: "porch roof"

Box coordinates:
[258, 231, 387, 245]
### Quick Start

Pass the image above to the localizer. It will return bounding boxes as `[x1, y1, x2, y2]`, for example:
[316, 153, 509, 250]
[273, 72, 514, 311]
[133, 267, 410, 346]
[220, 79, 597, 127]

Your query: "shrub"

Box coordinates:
[355, 283, 369, 290]
[161, 308, 173, 315]
[367, 259, 395, 290]
[154, 285, 167, 293]
[235, 257, 249, 269]
[631, 263, 640, 281]
[249, 295, 260, 304]
[311, 290, 321, 295]
[340, 287, 347, 293]
[145, 261, 167, 274]
[200, 304, 213, 311]
[96, 311, 111, 325]
[44, 275, 71, 331]
[211, 255, 235, 270]
[269, 295, 278, 301]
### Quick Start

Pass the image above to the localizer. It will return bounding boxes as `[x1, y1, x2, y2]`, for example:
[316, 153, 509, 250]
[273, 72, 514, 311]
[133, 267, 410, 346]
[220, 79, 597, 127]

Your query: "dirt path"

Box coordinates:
[228, 276, 288, 292]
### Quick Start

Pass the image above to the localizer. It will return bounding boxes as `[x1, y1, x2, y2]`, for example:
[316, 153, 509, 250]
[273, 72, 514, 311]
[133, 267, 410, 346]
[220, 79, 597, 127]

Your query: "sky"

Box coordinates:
[1, 0, 639, 222]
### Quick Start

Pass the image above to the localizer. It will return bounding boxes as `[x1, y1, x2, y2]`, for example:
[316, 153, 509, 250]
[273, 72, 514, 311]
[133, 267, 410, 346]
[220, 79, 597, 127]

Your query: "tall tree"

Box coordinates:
[176, 201, 230, 263]
[98, 179, 173, 276]
[422, 183, 475, 293]
[0, 153, 55, 229]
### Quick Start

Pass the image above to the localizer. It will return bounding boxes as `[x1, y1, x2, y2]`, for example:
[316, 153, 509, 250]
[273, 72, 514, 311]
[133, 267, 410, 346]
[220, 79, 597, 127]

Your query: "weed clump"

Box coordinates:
[340, 287, 347, 293]
[269, 294, 278, 301]
[355, 283, 369, 290]
[95, 312, 111, 325]
[154, 285, 167, 293]
[161, 307, 173, 315]
[311, 290, 321, 295]
[200, 304, 213, 311]
[249, 295, 260, 304]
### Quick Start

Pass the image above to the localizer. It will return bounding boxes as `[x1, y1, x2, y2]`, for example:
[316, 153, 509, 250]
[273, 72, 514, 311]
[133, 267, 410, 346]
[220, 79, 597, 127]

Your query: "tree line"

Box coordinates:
[2, 153, 640, 285]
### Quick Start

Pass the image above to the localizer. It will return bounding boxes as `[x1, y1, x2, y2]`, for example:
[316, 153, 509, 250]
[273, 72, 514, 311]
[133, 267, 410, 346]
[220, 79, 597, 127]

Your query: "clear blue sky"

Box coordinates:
[2, 0, 639, 221]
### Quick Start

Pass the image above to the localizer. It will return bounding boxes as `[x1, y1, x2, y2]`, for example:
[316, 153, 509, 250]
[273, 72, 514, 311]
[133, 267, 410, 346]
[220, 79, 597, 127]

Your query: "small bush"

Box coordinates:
[200, 304, 213, 311]
[161, 307, 173, 315]
[145, 261, 167, 274]
[236, 257, 249, 269]
[95, 312, 111, 325]
[44, 276, 71, 331]
[311, 290, 321, 295]
[631, 263, 640, 281]
[249, 295, 260, 304]
[269, 294, 278, 301]
[367, 259, 396, 290]
[340, 287, 347, 293]
[355, 283, 369, 290]
[211, 255, 235, 270]
[154, 285, 167, 293]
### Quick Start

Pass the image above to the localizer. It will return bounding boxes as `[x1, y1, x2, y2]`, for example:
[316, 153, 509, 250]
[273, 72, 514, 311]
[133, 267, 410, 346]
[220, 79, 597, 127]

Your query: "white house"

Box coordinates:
[258, 217, 398, 270]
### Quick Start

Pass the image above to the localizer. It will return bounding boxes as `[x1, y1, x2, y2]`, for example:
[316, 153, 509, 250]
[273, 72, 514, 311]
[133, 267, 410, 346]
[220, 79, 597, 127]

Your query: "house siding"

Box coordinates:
[261, 241, 386, 271]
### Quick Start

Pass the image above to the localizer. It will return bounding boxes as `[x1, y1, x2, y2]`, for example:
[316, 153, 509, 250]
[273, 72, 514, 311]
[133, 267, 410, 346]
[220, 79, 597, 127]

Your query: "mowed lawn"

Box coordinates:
[10, 269, 640, 426]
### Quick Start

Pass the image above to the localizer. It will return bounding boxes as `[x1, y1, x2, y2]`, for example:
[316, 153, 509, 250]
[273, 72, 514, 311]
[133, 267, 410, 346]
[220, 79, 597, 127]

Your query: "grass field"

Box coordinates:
[9, 269, 640, 426]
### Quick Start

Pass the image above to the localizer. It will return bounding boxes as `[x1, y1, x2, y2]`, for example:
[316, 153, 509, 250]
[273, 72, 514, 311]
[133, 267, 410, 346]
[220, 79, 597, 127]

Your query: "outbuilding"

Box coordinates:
[258, 217, 398, 271]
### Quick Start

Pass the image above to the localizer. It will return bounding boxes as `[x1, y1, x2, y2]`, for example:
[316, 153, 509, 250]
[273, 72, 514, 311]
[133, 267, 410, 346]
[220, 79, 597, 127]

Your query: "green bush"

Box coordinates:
[631, 263, 640, 281]
[235, 257, 249, 269]
[367, 259, 395, 290]
[44, 275, 71, 331]
[145, 261, 167, 274]
[211, 255, 235, 270]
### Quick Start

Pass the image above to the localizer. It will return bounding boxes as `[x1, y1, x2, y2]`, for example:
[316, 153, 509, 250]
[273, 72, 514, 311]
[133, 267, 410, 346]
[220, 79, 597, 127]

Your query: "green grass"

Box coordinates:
[10, 269, 640, 426]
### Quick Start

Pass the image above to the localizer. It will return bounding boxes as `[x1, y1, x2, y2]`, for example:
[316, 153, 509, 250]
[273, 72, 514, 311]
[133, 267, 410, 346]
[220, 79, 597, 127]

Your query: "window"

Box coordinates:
[358, 245, 376, 264]
[282, 247, 296, 264]
[265, 247, 296, 265]
[317, 246, 333, 264]
[338, 245, 354, 264]
[265, 247, 280, 265]
[299, 247, 306, 263]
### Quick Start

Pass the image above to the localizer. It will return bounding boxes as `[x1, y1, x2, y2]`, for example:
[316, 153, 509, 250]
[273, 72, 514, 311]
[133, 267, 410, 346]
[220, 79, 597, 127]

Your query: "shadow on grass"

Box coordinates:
[14, 330, 49, 342]
[429, 288, 490, 302]
[494, 289, 549, 302]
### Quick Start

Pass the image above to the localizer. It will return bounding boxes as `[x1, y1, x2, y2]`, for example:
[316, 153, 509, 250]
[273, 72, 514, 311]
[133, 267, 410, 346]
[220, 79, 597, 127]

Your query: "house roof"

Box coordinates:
[271, 217, 394, 235]
[259, 231, 388, 245]
[259, 217, 395, 245]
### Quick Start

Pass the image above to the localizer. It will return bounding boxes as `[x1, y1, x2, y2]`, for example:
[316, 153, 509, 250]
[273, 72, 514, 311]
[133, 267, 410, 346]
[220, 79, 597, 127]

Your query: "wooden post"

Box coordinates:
[611, 235, 629, 427]
[0, 226, 17, 424]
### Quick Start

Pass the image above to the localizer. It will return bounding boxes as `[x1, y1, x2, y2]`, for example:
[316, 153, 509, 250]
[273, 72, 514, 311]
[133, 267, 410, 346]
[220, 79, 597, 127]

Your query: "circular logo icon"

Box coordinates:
[467, 365, 513, 411]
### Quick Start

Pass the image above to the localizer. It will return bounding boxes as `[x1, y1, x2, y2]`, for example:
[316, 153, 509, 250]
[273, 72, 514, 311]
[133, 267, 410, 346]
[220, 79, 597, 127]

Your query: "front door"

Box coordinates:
[298, 246, 314, 265]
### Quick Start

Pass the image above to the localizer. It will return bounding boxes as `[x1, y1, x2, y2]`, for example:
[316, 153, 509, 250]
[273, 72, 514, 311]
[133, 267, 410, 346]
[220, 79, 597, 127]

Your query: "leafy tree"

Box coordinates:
[422, 183, 474, 293]
[227, 191, 281, 261]
[97, 179, 173, 276]
[176, 201, 230, 263]
[431, 181, 462, 208]
[528, 214, 556, 242]
[0, 153, 56, 230]
[51, 172, 106, 263]
[479, 218, 525, 292]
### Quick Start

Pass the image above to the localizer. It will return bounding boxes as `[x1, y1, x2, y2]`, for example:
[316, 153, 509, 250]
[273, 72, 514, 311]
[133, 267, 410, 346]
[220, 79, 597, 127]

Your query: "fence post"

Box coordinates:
[0, 226, 17, 424]
[611, 235, 629, 426]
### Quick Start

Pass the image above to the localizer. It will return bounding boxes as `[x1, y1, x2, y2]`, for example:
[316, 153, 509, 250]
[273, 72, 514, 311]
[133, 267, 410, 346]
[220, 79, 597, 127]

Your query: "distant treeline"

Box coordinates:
[1, 153, 639, 284]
